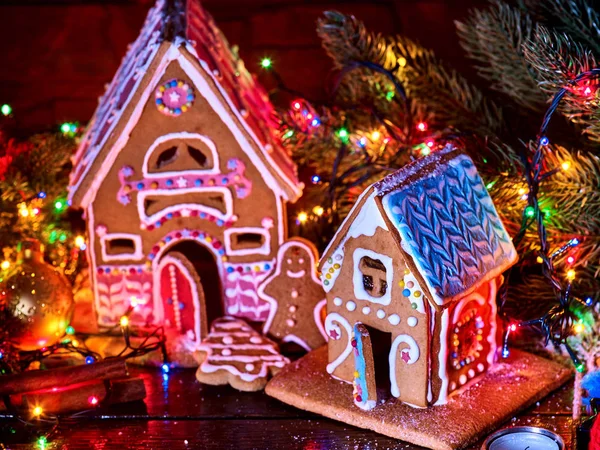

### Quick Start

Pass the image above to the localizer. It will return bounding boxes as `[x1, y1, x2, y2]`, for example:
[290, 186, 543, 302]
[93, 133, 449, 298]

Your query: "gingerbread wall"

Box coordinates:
[324, 224, 431, 407]
[88, 51, 287, 327]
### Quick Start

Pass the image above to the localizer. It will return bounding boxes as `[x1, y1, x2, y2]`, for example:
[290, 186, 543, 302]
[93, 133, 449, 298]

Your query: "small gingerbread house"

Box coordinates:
[68, 0, 302, 348]
[319, 145, 517, 409]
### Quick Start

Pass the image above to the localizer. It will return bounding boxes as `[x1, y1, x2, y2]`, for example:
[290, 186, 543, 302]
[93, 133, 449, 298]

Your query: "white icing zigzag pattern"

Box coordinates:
[383, 154, 516, 302]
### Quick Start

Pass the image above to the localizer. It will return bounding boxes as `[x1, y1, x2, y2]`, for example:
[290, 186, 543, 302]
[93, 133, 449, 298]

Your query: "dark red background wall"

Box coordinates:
[0, 0, 484, 133]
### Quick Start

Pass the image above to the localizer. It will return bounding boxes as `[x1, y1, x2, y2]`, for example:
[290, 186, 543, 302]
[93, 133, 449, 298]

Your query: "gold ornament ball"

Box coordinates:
[3, 239, 74, 351]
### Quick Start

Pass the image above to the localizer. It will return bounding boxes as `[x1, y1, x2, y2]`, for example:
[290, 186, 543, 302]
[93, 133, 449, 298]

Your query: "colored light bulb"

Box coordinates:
[162, 363, 170, 373]
[120, 316, 129, 327]
[311, 175, 320, 184]
[525, 206, 535, 218]
[88, 395, 99, 405]
[297, 212, 308, 224]
[312, 206, 324, 216]
[417, 122, 427, 132]
[85, 356, 95, 364]
[1, 104, 12, 116]
[32, 406, 43, 417]
[260, 58, 272, 69]
[540, 136, 549, 146]
[567, 269, 576, 280]
[561, 161, 571, 171]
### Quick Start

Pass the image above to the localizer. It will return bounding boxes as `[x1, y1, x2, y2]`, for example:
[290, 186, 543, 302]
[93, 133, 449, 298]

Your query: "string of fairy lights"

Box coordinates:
[498, 68, 600, 371]
[259, 57, 599, 370]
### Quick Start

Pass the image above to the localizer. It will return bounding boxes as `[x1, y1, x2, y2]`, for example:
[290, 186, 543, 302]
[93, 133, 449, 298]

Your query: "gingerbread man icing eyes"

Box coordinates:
[258, 238, 327, 351]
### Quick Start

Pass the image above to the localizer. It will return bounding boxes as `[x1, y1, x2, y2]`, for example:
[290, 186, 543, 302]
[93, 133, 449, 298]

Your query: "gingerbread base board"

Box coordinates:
[265, 346, 572, 450]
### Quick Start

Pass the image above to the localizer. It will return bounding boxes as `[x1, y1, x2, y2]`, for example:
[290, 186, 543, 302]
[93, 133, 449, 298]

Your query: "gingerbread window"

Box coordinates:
[352, 248, 393, 305]
[224, 228, 271, 256]
[143, 133, 219, 177]
[100, 233, 143, 261]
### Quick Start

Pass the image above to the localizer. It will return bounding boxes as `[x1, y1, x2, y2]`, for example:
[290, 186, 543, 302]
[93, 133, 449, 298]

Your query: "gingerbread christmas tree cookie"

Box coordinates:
[194, 317, 289, 392]
[258, 238, 327, 351]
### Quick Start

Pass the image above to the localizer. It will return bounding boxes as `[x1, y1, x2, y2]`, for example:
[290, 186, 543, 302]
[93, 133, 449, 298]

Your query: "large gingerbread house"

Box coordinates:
[319, 145, 517, 409]
[68, 0, 302, 348]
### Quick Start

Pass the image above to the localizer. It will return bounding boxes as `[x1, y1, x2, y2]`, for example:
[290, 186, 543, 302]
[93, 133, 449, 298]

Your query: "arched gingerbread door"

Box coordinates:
[157, 251, 208, 345]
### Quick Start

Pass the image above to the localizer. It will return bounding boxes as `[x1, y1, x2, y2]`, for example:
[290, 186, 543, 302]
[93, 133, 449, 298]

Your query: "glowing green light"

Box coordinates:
[337, 128, 349, 142]
[260, 58, 272, 69]
[49, 230, 58, 244]
[385, 91, 395, 101]
[60, 123, 72, 134]
[525, 206, 535, 218]
[37, 436, 47, 449]
[59, 233, 67, 242]
[54, 200, 64, 211]
[482, 158, 488, 164]
[66, 325, 75, 335]
[283, 130, 294, 139]
[576, 362, 585, 373]
[1, 104, 12, 116]
[485, 180, 496, 190]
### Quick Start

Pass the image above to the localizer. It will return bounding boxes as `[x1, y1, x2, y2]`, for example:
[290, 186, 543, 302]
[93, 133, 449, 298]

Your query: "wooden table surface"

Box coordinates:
[0, 367, 575, 449]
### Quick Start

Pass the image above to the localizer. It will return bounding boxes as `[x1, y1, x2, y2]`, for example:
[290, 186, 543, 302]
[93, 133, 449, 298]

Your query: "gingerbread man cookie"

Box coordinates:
[258, 238, 327, 351]
[194, 317, 288, 392]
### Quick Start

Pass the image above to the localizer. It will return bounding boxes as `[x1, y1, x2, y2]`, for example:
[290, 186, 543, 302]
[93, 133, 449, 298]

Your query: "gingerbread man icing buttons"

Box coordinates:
[258, 238, 327, 351]
[194, 317, 289, 392]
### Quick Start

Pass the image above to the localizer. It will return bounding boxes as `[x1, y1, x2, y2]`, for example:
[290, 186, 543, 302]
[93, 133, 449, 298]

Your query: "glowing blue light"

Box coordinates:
[161, 363, 170, 373]
[358, 137, 367, 147]
[540, 136, 549, 146]
[502, 348, 510, 358]
[38, 191, 46, 199]
[0, 351, 3, 359]
[311, 175, 320, 184]
[311, 118, 320, 127]
[85, 356, 95, 364]
[586, 297, 594, 306]
[571, 238, 580, 246]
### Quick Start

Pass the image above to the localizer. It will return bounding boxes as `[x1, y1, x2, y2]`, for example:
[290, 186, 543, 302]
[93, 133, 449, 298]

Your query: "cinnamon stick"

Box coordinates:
[0, 358, 127, 396]
[21, 377, 146, 414]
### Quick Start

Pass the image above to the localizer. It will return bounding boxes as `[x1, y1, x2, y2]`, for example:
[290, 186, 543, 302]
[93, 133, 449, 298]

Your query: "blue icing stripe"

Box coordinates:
[353, 324, 369, 405]
[383, 154, 513, 300]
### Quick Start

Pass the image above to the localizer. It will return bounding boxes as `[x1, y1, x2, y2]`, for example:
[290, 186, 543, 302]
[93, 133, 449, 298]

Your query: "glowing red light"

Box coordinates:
[567, 256, 575, 264]
[509, 323, 517, 332]
[426, 140, 434, 148]
[88, 395, 99, 406]
[292, 101, 301, 110]
[584, 86, 593, 96]
[417, 122, 427, 132]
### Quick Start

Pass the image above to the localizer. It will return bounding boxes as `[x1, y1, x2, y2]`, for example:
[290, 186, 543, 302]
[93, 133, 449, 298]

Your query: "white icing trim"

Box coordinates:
[325, 312, 353, 374]
[286, 269, 306, 278]
[434, 308, 450, 405]
[142, 132, 220, 177]
[352, 248, 394, 305]
[189, 44, 302, 201]
[314, 299, 327, 341]
[354, 399, 377, 411]
[224, 227, 271, 256]
[87, 206, 103, 324]
[320, 189, 383, 269]
[282, 334, 311, 352]
[389, 334, 420, 398]
[137, 186, 233, 224]
[100, 233, 143, 262]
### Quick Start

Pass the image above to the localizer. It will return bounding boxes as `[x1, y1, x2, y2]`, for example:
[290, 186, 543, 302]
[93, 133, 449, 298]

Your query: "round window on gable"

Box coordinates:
[359, 256, 388, 298]
[155, 78, 195, 116]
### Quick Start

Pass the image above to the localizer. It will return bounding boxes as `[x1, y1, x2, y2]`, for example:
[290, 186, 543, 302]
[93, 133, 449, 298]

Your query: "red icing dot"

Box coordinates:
[236, 266, 244, 273]
[192, 231, 199, 237]
[174, 211, 181, 218]
[97, 268, 103, 274]
[175, 232, 182, 239]
[351, 339, 357, 348]
[213, 241, 221, 249]
[129, 268, 136, 274]
[147, 225, 155, 231]
[152, 246, 160, 253]
[356, 395, 362, 402]
[191, 210, 198, 217]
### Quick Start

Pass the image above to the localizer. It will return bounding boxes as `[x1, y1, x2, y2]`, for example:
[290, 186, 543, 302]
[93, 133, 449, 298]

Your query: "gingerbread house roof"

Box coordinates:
[68, 0, 302, 207]
[320, 145, 518, 307]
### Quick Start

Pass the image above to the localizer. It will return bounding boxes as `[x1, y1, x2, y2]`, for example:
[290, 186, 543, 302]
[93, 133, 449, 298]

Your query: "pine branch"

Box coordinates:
[317, 11, 505, 139]
[540, 0, 600, 56]
[456, 0, 546, 111]
[523, 25, 600, 142]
